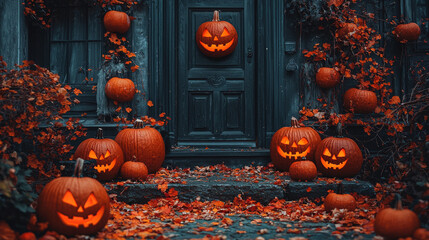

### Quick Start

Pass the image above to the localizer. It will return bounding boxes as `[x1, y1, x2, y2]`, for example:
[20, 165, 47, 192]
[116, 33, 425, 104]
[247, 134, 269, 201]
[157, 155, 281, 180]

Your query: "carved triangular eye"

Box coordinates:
[88, 150, 98, 160]
[323, 148, 332, 157]
[202, 29, 212, 38]
[337, 148, 346, 157]
[104, 150, 111, 158]
[84, 193, 98, 209]
[280, 136, 290, 145]
[220, 27, 230, 37]
[298, 138, 308, 145]
[62, 190, 78, 207]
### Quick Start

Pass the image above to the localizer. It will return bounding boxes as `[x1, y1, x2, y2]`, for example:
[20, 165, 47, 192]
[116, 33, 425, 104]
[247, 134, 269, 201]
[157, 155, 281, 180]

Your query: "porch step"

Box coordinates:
[104, 174, 375, 205]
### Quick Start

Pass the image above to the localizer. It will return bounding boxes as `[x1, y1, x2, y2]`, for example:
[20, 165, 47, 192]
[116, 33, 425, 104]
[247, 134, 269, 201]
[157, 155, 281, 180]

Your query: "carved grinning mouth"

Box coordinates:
[321, 157, 348, 170]
[277, 146, 311, 160]
[199, 39, 234, 52]
[94, 159, 116, 173]
[57, 206, 105, 228]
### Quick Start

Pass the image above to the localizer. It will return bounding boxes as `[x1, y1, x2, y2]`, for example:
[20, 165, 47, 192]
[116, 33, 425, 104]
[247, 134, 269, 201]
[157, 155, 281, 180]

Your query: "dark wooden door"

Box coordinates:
[177, 0, 256, 146]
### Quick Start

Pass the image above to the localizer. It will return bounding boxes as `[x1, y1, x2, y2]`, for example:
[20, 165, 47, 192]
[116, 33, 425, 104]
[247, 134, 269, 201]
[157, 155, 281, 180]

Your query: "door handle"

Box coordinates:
[247, 48, 253, 63]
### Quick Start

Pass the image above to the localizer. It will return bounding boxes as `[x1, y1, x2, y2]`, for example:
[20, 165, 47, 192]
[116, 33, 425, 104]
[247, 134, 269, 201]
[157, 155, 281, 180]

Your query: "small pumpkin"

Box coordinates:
[103, 10, 130, 34]
[394, 23, 421, 42]
[196, 10, 238, 58]
[324, 182, 357, 212]
[289, 157, 318, 181]
[19, 232, 37, 240]
[270, 117, 321, 171]
[120, 161, 148, 180]
[316, 67, 341, 89]
[343, 88, 377, 114]
[115, 119, 165, 173]
[314, 123, 363, 178]
[74, 128, 124, 181]
[413, 228, 429, 240]
[105, 77, 136, 103]
[37, 159, 110, 236]
[374, 194, 420, 239]
[337, 23, 358, 38]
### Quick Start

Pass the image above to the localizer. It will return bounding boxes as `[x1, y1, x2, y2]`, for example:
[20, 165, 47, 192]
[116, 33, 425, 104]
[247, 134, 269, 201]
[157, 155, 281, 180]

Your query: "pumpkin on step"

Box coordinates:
[343, 88, 377, 114]
[105, 77, 136, 103]
[74, 128, 124, 181]
[196, 10, 238, 58]
[289, 157, 318, 181]
[115, 119, 165, 173]
[314, 123, 363, 178]
[37, 159, 110, 236]
[120, 161, 148, 180]
[324, 182, 356, 212]
[374, 194, 420, 239]
[270, 117, 321, 171]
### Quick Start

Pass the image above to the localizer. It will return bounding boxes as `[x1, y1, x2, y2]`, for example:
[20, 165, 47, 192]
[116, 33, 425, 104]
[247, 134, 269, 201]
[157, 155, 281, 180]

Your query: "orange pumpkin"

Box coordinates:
[120, 161, 148, 180]
[324, 182, 357, 212]
[103, 10, 130, 34]
[105, 77, 136, 103]
[74, 128, 124, 181]
[196, 10, 238, 58]
[37, 159, 110, 236]
[394, 23, 421, 42]
[337, 23, 358, 38]
[115, 119, 165, 173]
[316, 67, 341, 88]
[270, 117, 321, 171]
[343, 88, 377, 114]
[374, 194, 420, 239]
[413, 228, 429, 240]
[289, 157, 318, 181]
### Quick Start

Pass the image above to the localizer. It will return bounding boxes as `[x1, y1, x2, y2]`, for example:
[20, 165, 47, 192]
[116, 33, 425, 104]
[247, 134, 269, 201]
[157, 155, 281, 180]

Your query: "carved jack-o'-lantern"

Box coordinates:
[37, 159, 110, 236]
[270, 117, 321, 171]
[196, 10, 238, 58]
[314, 125, 363, 178]
[74, 128, 124, 181]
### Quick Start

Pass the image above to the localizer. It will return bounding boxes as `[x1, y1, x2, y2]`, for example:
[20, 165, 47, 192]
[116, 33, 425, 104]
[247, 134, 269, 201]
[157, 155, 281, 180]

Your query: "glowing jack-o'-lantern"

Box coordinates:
[196, 10, 238, 58]
[270, 117, 321, 171]
[74, 128, 124, 181]
[314, 125, 363, 178]
[37, 159, 110, 236]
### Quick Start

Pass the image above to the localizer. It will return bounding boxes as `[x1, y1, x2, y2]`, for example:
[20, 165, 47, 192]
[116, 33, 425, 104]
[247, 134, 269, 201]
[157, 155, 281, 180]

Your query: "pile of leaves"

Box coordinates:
[0, 57, 85, 177]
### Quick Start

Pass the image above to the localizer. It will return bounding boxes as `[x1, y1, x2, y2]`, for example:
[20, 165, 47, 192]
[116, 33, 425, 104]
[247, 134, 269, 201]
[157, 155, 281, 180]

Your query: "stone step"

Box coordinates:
[104, 175, 375, 205]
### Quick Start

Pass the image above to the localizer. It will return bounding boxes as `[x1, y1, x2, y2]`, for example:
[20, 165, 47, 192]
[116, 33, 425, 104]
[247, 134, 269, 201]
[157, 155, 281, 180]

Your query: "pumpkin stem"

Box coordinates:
[394, 194, 403, 210]
[337, 122, 343, 137]
[73, 158, 84, 178]
[134, 119, 144, 129]
[291, 117, 301, 128]
[337, 182, 344, 194]
[96, 128, 104, 139]
[213, 10, 220, 21]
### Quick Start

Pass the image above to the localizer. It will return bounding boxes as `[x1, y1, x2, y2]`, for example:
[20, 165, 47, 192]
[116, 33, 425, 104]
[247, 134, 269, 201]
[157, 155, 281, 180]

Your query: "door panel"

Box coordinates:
[178, 0, 255, 144]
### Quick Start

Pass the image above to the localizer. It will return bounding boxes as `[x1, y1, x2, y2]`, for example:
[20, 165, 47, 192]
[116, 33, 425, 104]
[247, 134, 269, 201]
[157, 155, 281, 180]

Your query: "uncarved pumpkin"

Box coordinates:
[115, 119, 165, 173]
[105, 77, 136, 103]
[74, 128, 124, 181]
[337, 23, 358, 38]
[103, 10, 130, 34]
[413, 228, 429, 240]
[37, 159, 110, 236]
[316, 67, 341, 88]
[343, 88, 377, 114]
[289, 157, 318, 181]
[270, 117, 321, 171]
[394, 23, 421, 42]
[196, 10, 238, 58]
[374, 194, 420, 239]
[324, 182, 357, 212]
[120, 161, 148, 180]
[327, 0, 344, 7]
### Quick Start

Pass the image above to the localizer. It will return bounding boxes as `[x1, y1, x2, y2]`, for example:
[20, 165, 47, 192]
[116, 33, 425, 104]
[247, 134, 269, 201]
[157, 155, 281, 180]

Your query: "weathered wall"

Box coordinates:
[0, 0, 27, 66]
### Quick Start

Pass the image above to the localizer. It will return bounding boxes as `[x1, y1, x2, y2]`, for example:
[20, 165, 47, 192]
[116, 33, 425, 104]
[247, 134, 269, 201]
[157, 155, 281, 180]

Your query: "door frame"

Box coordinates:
[147, 0, 285, 149]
